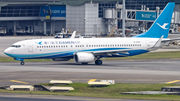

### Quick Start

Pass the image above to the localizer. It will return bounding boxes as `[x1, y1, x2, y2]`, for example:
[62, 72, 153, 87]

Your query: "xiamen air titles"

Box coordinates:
[36, 41, 80, 45]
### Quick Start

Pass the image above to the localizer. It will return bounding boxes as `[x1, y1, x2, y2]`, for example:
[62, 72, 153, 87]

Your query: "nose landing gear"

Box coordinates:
[14, 58, 25, 65]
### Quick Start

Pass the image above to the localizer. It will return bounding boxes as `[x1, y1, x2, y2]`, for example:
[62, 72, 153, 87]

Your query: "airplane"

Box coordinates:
[4, 2, 177, 65]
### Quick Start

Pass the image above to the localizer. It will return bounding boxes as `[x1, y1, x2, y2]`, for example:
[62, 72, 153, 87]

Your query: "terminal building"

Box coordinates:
[0, 0, 180, 36]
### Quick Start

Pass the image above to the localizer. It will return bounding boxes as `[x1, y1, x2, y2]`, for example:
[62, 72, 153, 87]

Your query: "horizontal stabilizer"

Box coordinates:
[162, 38, 180, 42]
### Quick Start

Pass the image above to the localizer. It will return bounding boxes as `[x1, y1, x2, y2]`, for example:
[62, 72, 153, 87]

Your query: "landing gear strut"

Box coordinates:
[20, 61, 25, 65]
[95, 60, 102, 65]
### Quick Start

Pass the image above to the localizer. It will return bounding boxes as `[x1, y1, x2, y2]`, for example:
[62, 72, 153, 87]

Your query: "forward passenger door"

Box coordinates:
[28, 42, 33, 52]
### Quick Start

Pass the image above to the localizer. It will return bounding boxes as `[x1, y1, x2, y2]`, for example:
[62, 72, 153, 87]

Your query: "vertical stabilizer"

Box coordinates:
[70, 31, 76, 38]
[134, 2, 175, 38]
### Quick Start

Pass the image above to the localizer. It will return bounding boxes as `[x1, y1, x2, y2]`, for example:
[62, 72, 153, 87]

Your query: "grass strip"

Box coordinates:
[1, 51, 180, 62]
[1, 83, 180, 100]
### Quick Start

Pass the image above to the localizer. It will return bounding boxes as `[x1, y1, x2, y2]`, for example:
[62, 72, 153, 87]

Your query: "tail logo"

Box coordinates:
[156, 23, 169, 30]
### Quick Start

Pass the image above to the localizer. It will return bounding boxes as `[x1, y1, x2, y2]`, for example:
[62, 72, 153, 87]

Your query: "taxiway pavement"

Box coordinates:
[0, 59, 180, 86]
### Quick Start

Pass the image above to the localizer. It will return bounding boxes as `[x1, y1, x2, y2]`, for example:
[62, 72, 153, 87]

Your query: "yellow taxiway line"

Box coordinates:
[87, 79, 96, 83]
[166, 80, 180, 84]
[10, 80, 29, 84]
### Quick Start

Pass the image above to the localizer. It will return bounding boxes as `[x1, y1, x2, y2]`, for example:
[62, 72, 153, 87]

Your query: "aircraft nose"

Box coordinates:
[4, 48, 12, 55]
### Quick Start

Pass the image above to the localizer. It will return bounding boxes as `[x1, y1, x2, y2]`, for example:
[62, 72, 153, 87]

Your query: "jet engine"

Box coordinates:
[74, 52, 95, 63]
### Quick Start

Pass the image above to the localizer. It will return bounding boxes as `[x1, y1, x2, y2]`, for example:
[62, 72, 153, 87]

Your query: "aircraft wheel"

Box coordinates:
[95, 60, 102, 65]
[20, 61, 25, 65]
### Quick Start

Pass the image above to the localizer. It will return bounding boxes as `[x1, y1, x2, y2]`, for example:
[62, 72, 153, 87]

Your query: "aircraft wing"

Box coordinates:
[92, 49, 132, 56]
[162, 38, 180, 42]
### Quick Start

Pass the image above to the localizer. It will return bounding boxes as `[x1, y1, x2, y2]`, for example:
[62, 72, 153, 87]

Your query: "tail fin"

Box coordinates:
[134, 2, 175, 38]
[70, 31, 76, 38]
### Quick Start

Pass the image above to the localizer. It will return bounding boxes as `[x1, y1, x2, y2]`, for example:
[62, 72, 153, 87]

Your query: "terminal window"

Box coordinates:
[0, 6, 40, 17]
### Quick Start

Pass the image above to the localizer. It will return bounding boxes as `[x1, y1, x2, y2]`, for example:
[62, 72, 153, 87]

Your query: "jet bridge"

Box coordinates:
[103, 5, 180, 36]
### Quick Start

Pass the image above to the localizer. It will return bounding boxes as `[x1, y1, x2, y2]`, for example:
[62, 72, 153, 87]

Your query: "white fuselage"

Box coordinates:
[4, 37, 159, 59]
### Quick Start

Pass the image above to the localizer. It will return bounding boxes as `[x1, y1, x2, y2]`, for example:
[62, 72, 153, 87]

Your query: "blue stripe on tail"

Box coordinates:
[133, 2, 175, 38]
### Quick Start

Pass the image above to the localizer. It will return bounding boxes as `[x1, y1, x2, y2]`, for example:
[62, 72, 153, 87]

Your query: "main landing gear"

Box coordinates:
[20, 61, 25, 65]
[95, 60, 102, 65]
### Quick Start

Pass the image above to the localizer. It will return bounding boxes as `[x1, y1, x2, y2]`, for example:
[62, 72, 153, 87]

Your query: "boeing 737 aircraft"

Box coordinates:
[4, 3, 177, 65]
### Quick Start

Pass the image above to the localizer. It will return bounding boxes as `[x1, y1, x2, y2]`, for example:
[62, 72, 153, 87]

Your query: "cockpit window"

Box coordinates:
[11, 45, 21, 48]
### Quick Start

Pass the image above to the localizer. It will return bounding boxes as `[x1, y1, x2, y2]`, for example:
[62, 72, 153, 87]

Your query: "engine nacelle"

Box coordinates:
[74, 52, 95, 63]
[52, 57, 71, 61]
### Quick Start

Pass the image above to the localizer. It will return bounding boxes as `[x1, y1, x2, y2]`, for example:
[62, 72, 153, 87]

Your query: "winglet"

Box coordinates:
[70, 31, 76, 38]
[148, 35, 164, 51]
[153, 35, 164, 48]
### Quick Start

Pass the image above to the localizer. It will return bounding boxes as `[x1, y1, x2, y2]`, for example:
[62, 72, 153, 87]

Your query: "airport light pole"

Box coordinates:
[122, 0, 126, 37]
